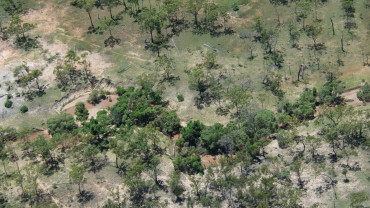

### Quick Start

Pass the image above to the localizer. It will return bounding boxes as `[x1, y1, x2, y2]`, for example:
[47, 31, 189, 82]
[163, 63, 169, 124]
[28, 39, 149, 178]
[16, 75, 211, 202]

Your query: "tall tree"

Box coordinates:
[186, 0, 204, 27]
[73, 0, 96, 31]
[69, 165, 87, 195]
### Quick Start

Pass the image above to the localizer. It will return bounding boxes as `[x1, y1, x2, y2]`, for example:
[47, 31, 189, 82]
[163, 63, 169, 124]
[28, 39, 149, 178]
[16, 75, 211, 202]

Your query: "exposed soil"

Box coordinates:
[0, 40, 19, 71]
[62, 94, 119, 118]
[201, 155, 221, 167]
[341, 88, 363, 106]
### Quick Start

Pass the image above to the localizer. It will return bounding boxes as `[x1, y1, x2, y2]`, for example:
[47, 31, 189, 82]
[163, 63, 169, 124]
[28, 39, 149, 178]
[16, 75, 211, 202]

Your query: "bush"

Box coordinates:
[276, 131, 292, 149]
[20, 105, 28, 113]
[173, 153, 203, 175]
[47, 114, 78, 136]
[318, 80, 344, 105]
[75, 102, 89, 121]
[180, 120, 205, 146]
[177, 94, 184, 102]
[87, 90, 108, 105]
[357, 83, 370, 102]
[154, 109, 181, 136]
[232, 3, 239, 11]
[4, 100, 12, 108]
[254, 110, 278, 138]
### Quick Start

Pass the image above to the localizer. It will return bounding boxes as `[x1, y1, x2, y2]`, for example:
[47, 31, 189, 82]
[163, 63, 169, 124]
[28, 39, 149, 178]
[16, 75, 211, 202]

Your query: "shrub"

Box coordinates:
[232, 3, 239, 11]
[87, 90, 107, 105]
[47, 114, 78, 136]
[357, 83, 370, 102]
[154, 109, 181, 136]
[180, 120, 205, 146]
[4, 100, 12, 108]
[20, 105, 28, 113]
[276, 131, 292, 149]
[254, 110, 278, 138]
[173, 153, 203, 175]
[177, 94, 184, 102]
[318, 80, 344, 105]
[75, 102, 89, 121]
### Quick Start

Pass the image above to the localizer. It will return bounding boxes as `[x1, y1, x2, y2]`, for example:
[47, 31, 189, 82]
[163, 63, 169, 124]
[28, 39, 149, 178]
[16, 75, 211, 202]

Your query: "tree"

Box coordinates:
[254, 110, 277, 138]
[99, 17, 121, 48]
[307, 135, 321, 159]
[155, 56, 176, 82]
[72, 0, 96, 31]
[349, 191, 369, 208]
[357, 83, 370, 102]
[226, 86, 251, 117]
[288, 23, 300, 47]
[32, 135, 58, 167]
[318, 80, 344, 105]
[47, 114, 78, 136]
[269, 0, 288, 25]
[168, 171, 185, 202]
[154, 109, 180, 136]
[7, 14, 37, 50]
[292, 159, 304, 188]
[295, 0, 311, 30]
[75, 102, 89, 121]
[137, 8, 165, 43]
[305, 23, 322, 50]
[342, 168, 348, 182]
[180, 120, 205, 147]
[186, 0, 205, 27]
[0, 7, 9, 40]
[8, 14, 34, 39]
[102, 0, 120, 20]
[69, 165, 87, 195]
[82, 145, 100, 172]
[0, 138, 9, 176]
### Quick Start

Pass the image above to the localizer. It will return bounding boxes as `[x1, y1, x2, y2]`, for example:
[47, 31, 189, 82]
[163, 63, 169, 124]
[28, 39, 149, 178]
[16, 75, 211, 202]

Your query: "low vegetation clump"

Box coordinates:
[0, 0, 369, 207]
[4, 100, 12, 108]
[357, 83, 370, 102]
[19, 105, 28, 113]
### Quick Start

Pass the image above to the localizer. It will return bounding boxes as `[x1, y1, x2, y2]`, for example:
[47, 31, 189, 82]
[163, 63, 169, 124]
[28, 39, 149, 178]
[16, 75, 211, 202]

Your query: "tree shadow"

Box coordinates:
[313, 154, 326, 163]
[78, 190, 95, 203]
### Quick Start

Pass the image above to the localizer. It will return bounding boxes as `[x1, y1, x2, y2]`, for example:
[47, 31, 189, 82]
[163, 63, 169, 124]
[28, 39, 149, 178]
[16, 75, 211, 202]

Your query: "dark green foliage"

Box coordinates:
[110, 87, 163, 128]
[20, 105, 28, 113]
[4, 100, 12, 108]
[232, 3, 239, 11]
[46, 114, 78, 136]
[274, 168, 291, 181]
[173, 153, 203, 175]
[276, 131, 292, 149]
[82, 110, 110, 145]
[32, 135, 57, 168]
[254, 110, 277, 138]
[349, 191, 369, 208]
[180, 120, 205, 146]
[357, 83, 370, 102]
[87, 90, 107, 105]
[75, 102, 89, 121]
[200, 123, 226, 155]
[318, 80, 344, 105]
[281, 89, 317, 121]
[154, 110, 180, 136]
[168, 171, 185, 202]
[262, 72, 285, 98]
[0, 192, 8, 208]
[177, 94, 184, 102]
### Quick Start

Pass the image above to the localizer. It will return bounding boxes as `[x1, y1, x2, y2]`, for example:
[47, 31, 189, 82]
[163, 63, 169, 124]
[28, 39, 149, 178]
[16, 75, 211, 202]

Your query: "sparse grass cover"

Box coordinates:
[0, 0, 369, 207]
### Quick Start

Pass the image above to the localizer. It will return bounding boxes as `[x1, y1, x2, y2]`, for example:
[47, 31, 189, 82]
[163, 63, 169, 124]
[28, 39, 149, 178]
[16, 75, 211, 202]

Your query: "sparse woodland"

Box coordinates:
[0, 0, 369, 207]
